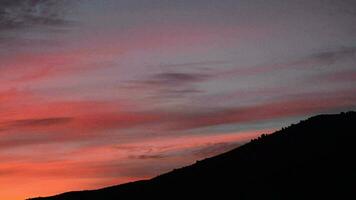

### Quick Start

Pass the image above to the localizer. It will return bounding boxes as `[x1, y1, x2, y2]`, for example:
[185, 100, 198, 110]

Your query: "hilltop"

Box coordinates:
[30, 111, 356, 200]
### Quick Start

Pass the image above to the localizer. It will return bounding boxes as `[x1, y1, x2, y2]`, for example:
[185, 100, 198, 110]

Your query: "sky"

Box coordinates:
[1, 0, 356, 199]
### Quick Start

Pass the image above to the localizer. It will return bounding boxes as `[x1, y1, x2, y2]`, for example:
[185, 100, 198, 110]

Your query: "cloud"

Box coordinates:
[0, 43, 122, 83]
[129, 154, 167, 160]
[0, 0, 76, 52]
[314, 69, 356, 83]
[0, 89, 24, 102]
[308, 46, 356, 65]
[0, 129, 265, 191]
[127, 71, 211, 99]
[2, 117, 72, 129]
[155, 60, 228, 69]
[0, 98, 148, 148]
[165, 89, 356, 130]
[1, 87, 355, 152]
[218, 46, 356, 78]
[145, 72, 210, 86]
[324, 0, 356, 16]
[0, 0, 74, 30]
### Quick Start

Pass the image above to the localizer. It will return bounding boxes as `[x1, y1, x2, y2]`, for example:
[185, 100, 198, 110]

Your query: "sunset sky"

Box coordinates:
[1, 1, 356, 199]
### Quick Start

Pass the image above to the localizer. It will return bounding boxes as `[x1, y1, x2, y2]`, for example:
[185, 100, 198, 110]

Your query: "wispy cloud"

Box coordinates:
[1, 88, 355, 151]
[313, 69, 356, 83]
[154, 60, 228, 69]
[127, 71, 211, 99]
[308, 46, 356, 65]
[218, 47, 356, 78]
[0, 117, 72, 132]
[146, 72, 211, 86]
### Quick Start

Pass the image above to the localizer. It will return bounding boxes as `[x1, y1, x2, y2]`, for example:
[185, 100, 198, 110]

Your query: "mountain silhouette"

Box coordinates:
[29, 111, 356, 200]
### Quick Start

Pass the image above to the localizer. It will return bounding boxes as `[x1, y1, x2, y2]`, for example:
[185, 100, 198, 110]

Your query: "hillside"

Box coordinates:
[30, 111, 356, 200]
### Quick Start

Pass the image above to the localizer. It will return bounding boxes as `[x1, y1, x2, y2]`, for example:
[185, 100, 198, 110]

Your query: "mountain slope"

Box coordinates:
[30, 111, 356, 200]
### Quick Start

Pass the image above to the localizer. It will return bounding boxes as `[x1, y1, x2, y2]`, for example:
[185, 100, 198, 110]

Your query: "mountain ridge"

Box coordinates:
[29, 111, 356, 200]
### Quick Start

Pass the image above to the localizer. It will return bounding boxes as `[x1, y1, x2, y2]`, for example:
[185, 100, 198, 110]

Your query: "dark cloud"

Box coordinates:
[166, 89, 356, 131]
[0, 117, 73, 149]
[277, 46, 356, 67]
[323, 0, 356, 16]
[147, 72, 210, 97]
[0, 0, 74, 30]
[156, 60, 228, 69]
[312, 69, 356, 83]
[146, 72, 210, 86]
[128, 71, 211, 99]
[0, 168, 17, 176]
[10, 117, 73, 127]
[219, 46, 356, 78]
[159, 88, 203, 98]
[0, 36, 60, 48]
[309, 46, 356, 65]
[129, 154, 167, 160]
[0, 117, 72, 131]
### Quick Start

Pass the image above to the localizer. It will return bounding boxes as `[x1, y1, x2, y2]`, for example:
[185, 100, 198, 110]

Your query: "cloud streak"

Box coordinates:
[218, 46, 356, 78]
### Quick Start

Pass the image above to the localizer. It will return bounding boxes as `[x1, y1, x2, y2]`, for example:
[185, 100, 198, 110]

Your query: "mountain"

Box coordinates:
[29, 111, 356, 200]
